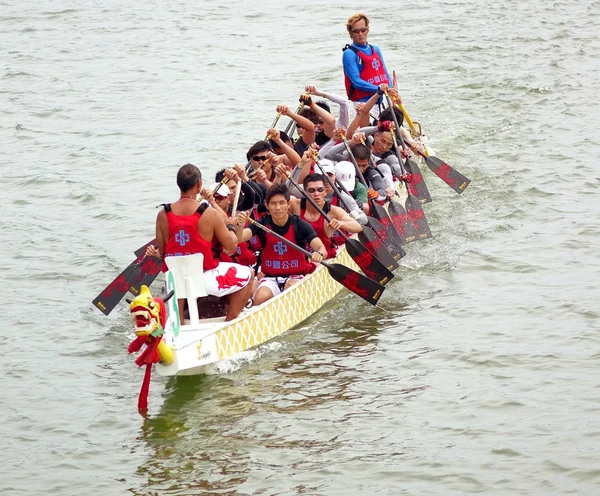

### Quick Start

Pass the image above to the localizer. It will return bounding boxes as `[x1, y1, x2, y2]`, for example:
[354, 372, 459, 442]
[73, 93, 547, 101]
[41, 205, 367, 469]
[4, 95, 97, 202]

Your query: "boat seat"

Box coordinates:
[164, 254, 208, 326]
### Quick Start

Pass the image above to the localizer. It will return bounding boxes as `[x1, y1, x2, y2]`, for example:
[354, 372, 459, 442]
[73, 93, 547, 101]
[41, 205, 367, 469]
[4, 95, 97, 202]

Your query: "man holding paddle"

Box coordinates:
[235, 183, 327, 306]
[145, 164, 254, 321]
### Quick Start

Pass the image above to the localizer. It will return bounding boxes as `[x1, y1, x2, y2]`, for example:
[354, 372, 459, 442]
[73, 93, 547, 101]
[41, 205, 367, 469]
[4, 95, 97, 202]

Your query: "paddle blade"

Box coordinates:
[424, 155, 471, 194]
[406, 195, 433, 240]
[345, 238, 395, 285]
[358, 227, 399, 271]
[405, 158, 432, 204]
[388, 198, 418, 244]
[92, 259, 139, 315]
[322, 262, 385, 306]
[129, 256, 162, 295]
[368, 205, 407, 257]
[366, 216, 406, 261]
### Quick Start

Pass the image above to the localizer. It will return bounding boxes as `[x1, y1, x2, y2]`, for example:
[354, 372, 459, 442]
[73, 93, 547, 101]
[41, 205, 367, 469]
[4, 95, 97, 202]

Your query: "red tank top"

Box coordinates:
[260, 217, 314, 277]
[300, 199, 338, 258]
[163, 204, 219, 271]
[344, 45, 389, 102]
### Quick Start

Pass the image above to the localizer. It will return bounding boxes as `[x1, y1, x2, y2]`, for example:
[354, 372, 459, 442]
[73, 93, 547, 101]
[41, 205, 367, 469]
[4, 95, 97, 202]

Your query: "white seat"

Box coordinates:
[165, 254, 207, 325]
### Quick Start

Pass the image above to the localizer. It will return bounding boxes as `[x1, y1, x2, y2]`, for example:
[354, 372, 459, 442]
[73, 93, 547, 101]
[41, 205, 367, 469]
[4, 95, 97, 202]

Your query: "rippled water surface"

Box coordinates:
[2, 0, 600, 494]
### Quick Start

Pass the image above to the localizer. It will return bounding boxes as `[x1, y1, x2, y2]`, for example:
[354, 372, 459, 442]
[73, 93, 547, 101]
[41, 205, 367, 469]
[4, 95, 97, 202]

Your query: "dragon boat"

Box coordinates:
[129, 243, 361, 380]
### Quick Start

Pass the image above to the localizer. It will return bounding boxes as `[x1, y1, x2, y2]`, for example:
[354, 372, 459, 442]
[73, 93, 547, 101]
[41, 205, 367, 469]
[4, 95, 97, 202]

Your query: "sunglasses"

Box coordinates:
[252, 155, 268, 161]
[306, 186, 326, 193]
[351, 27, 369, 34]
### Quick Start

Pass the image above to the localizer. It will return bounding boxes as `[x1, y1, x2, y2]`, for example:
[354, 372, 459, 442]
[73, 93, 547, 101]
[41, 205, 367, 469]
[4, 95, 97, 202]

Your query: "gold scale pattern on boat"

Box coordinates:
[213, 248, 357, 360]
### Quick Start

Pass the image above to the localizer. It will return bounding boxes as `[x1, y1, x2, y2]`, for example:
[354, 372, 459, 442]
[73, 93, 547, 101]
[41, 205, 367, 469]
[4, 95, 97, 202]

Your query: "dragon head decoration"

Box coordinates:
[129, 285, 167, 337]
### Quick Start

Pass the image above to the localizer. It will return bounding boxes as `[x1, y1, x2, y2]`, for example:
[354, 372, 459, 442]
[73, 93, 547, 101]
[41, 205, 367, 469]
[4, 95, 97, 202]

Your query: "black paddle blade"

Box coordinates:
[424, 155, 471, 194]
[129, 256, 162, 295]
[344, 238, 395, 285]
[405, 158, 432, 204]
[367, 216, 406, 261]
[368, 206, 407, 258]
[388, 198, 418, 244]
[92, 257, 141, 315]
[322, 262, 385, 306]
[358, 227, 400, 271]
[134, 239, 156, 258]
[406, 195, 433, 240]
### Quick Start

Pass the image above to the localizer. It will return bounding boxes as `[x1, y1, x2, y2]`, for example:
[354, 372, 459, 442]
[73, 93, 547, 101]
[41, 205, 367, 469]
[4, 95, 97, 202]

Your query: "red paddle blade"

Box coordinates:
[369, 204, 407, 257]
[129, 256, 162, 295]
[322, 262, 385, 306]
[386, 199, 419, 244]
[405, 195, 433, 240]
[358, 228, 400, 271]
[92, 255, 144, 315]
[424, 155, 471, 194]
[367, 216, 406, 261]
[404, 158, 432, 204]
[345, 238, 395, 285]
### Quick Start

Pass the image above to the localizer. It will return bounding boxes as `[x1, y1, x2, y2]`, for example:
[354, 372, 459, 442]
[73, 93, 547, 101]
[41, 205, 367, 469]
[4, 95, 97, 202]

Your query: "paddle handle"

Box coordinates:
[248, 218, 313, 258]
[231, 179, 242, 217]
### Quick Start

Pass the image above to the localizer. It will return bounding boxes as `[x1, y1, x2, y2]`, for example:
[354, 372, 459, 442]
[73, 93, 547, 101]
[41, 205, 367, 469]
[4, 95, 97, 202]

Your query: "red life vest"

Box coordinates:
[260, 216, 314, 277]
[300, 199, 338, 258]
[163, 203, 219, 271]
[343, 45, 390, 102]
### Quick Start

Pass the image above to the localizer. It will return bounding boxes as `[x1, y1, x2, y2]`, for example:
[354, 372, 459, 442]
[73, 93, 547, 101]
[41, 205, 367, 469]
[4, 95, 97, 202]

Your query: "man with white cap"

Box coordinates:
[200, 182, 232, 222]
[334, 161, 369, 215]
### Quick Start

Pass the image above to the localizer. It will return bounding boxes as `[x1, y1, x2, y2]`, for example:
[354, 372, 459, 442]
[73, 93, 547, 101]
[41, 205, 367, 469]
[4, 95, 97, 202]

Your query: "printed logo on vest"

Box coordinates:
[274, 241, 288, 256]
[175, 229, 190, 247]
[372, 59, 380, 71]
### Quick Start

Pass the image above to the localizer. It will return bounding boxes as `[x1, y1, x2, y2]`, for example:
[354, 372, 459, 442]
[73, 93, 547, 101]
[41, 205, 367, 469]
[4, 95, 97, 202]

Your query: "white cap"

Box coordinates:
[318, 159, 335, 175]
[209, 182, 231, 197]
[335, 161, 356, 192]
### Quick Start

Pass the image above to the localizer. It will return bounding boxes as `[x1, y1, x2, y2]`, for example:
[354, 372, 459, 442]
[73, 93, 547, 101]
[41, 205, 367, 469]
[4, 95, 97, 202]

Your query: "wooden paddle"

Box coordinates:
[283, 102, 305, 135]
[313, 158, 400, 270]
[264, 112, 282, 141]
[384, 93, 432, 204]
[340, 136, 408, 255]
[359, 137, 417, 244]
[92, 239, 156, 315]
[389, 130, 433, 241]
[387, 87, 471, 194]
[285, 172, 395, 285]
[247, 219, 385, 306]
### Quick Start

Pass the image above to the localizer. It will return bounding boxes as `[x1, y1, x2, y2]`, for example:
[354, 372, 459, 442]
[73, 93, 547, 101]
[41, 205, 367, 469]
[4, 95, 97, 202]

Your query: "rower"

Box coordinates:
[145, 164, 254, 322]
[342, 12, 394, 125]
[235, 183, 327, 306]
[289, 173, 362, 257]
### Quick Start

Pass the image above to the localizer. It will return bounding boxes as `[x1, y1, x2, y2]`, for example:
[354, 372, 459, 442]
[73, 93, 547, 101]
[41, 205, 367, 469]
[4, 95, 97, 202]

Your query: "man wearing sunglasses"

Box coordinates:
[342, 12, 392, 124]
[288, 173, 362, 259]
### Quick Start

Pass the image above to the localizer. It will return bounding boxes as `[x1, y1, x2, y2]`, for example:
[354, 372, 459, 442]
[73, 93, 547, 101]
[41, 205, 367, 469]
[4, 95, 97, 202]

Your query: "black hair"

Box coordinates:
[378, 106, 404, 127]
[265, 183, 290, 204]
[215, 168, 226, 183]
[350, 144, 370, 161]
[246, 140, 272, 161]
[278, 130, 291, 144]
[315, 101, 331, 114]
[302, 173, 326, 189]
[298, 107, 319, 125]
[176, 163, 202, 192]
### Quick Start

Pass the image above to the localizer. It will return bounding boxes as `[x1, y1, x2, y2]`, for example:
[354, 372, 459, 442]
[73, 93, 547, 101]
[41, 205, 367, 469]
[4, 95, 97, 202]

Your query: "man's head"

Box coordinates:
[209, 182, 231, 210]
[378, 106, 404, 127]
[350, 144, 370, 171]
[373, 130, 393, 155]
[215, 169, 238, 199]
[302, 173, 327, 205]
[246, 140, 272, 167]
[177, 163, 202, 193]
[314, 101, 331, 133]
[265, 183, 291, 222]
[347, 12, 369, 44]
[335, 161, 356, 193]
